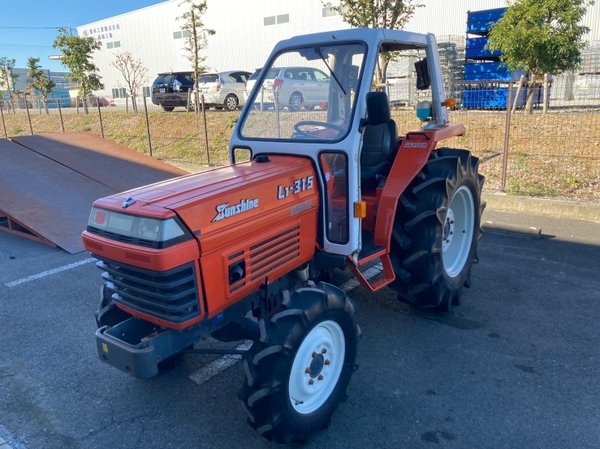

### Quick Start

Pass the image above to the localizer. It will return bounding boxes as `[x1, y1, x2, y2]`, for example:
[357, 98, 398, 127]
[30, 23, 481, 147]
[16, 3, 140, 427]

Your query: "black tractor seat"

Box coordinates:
[360, 92, 399, 182]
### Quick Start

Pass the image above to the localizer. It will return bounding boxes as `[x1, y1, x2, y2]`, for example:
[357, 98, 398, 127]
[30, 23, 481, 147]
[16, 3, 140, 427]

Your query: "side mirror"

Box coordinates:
[414, 58, 430, 91]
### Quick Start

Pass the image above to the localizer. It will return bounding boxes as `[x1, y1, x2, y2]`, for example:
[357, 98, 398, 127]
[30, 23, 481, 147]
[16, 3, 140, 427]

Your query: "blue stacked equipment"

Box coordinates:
[463, 8, 530, 109]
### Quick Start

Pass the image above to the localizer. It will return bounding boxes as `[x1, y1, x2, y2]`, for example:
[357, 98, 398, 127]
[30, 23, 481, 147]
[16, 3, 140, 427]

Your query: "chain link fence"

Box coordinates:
[386, 73, 600, 202]
[1, 67, 599, 203]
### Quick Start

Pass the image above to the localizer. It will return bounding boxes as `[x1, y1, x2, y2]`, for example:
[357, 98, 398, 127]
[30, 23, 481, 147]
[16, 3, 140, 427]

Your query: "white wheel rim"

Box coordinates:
[289, 320, 345, 414]
[442, 185, 475, 278]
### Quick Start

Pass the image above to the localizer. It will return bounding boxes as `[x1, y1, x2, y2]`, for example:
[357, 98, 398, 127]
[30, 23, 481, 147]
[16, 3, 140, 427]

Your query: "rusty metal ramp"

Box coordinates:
[0, 133, 189, 254]
[12, 132, 187, 193]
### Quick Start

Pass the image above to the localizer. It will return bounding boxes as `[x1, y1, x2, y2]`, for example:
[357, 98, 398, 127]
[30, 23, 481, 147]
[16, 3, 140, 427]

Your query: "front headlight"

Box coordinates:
[132, 217, 185, 242]
[88, 207, 188, 248]
[133, 217, 161, 240]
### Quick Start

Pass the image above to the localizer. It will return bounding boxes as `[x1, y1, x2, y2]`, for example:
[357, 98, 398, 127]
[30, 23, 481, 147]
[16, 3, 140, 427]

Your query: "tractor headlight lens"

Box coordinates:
[88, 207, 188, 247]
[133, 218, 161, 240]
[131, 217, 185, 242]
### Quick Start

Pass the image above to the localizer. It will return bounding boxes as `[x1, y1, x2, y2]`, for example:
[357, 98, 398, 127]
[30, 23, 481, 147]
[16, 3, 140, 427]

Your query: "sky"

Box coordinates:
[0, 0, 166, 71]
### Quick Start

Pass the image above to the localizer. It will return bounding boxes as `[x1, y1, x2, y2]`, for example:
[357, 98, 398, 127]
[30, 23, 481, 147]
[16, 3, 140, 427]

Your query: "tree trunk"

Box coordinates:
[542, 74, 549, 115]
[525, 87, 535, 114]
[132, 94, 138, 114]
[525, 75, 541, 114]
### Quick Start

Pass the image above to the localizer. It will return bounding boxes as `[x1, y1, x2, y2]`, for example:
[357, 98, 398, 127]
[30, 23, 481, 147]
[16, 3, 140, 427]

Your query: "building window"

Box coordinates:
[107, 42, 113, 49]
[143, 86, 151, 97]
[114, 41, 121, 48]
[322, 7, 337, 17]
[174, 30, 191, 39]
[111, 88, 127, 99]
[264, 14, 289, 26]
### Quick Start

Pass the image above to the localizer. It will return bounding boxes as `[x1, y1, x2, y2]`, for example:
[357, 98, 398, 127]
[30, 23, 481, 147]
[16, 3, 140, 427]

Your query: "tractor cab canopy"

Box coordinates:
[230, 28, 449, 257]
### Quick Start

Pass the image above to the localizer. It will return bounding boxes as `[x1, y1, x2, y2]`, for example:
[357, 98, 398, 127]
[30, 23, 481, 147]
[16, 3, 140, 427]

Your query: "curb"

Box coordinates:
[482, 193, 600, 223]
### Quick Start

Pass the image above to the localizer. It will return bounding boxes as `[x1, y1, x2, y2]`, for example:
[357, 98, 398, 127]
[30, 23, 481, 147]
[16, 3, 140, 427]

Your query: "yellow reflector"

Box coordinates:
[354, 201, 366, 218]
[444, 98, 456, 108]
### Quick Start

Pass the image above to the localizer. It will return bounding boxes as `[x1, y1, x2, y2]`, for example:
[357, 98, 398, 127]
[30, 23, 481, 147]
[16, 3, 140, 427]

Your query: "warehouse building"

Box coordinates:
[78, 0, 600, 100]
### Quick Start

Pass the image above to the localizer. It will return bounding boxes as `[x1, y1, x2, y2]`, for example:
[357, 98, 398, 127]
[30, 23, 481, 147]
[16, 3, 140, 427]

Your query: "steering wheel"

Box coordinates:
[293, 121, 346, 138]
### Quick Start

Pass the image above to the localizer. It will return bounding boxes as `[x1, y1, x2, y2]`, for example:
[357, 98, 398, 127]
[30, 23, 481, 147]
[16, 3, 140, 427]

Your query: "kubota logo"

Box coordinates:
[212, 198, 259, 222]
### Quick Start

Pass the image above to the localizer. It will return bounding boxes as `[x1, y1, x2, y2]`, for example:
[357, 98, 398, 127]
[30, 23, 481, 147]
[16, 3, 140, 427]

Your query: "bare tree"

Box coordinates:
[111, 51, 148, 113]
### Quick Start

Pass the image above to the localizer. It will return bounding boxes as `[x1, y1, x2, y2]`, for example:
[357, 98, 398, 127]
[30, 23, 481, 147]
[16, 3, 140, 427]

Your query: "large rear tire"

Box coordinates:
[389, 148, 485, 311]
[239, 282, 360, 444]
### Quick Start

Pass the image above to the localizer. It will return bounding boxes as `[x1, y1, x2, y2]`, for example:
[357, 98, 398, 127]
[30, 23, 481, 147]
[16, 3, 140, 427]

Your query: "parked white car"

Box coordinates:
[197, 70, 252, 111]
[245, 66, 330, 112]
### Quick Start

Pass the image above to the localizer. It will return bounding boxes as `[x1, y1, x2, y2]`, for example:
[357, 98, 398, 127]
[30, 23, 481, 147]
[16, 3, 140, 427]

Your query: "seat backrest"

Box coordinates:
[360, 92, 399, 181]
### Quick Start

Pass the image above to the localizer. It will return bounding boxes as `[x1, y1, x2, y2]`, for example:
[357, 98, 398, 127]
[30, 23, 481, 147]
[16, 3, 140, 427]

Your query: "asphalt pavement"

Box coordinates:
[1, 197, 599, 449]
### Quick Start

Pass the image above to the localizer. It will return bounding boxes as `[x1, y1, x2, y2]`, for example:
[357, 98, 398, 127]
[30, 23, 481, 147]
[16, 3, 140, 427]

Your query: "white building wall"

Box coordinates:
[78, 0, 189, 98]
[202, 0, 348, 73]
[78, 0, 600, 99]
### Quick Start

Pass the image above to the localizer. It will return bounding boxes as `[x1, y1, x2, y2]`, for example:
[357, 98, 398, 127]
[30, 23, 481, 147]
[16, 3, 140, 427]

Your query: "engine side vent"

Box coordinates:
[249, 226, 300, 282]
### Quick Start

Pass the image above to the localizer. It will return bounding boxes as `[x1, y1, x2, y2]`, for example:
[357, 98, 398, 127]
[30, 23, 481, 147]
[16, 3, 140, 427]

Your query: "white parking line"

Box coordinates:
[188, 262, 383, 386]
[4, 258, 96, 288]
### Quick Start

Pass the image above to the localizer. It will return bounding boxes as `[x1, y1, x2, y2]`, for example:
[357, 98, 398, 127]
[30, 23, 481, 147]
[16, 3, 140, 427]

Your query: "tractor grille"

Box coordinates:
[96, 257, 200, 324]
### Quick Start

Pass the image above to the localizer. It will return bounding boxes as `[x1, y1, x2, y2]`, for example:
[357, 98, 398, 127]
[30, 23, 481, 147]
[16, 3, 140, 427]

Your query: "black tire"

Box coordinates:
[239, 282, 360, 444]
[224, 94, 239, 111]
[389, 148, 485, 311]
[288, 92, 303, 112]
[161, 105, 174, 112]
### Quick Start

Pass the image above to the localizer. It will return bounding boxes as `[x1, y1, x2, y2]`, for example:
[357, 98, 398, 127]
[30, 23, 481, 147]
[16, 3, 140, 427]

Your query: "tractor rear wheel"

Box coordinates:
[239, 282, 360, 444]
[389, 148, 485, 311]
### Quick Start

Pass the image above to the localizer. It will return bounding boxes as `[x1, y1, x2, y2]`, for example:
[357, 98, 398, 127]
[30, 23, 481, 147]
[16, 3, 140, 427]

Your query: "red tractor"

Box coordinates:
[83, 28, 484, 444]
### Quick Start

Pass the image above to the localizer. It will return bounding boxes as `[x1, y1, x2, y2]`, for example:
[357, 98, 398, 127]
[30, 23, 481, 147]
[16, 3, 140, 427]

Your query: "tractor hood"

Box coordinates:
[91, 155, 318, 239]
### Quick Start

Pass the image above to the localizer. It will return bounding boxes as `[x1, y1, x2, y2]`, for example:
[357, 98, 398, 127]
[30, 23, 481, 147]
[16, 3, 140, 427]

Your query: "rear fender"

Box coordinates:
[374, 124, 465, 248]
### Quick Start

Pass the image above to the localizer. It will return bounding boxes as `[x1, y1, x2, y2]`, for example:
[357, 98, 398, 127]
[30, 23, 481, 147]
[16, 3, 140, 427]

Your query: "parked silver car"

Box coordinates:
[245, 66, 330, 112]
[197, 70, 251, 111]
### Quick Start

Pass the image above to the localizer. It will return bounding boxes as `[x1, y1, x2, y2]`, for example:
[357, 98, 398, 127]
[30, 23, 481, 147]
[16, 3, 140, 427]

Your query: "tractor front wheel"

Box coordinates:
[239, 282, 360, 444]
[390, 148, 485, 310]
